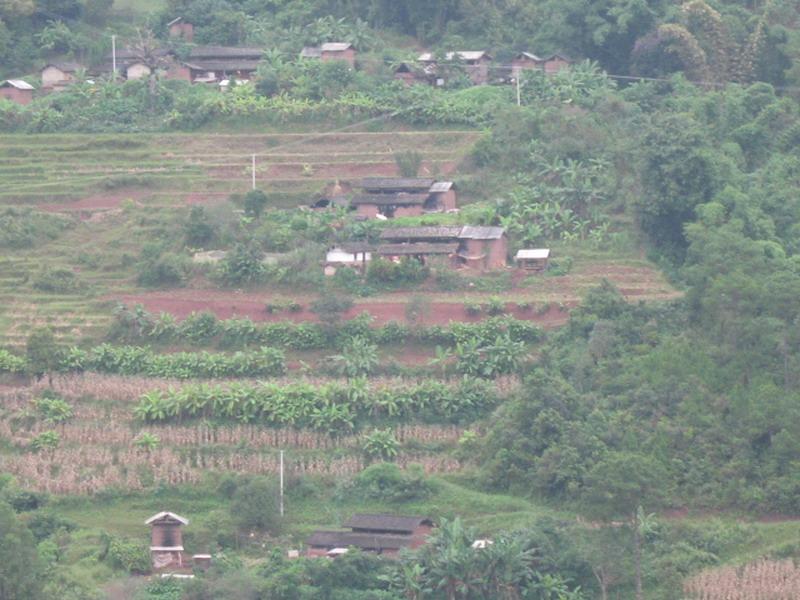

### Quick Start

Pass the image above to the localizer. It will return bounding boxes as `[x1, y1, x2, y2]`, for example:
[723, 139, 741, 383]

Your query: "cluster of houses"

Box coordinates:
[319, 177, 549, 274]
[0, 12, 574, 105]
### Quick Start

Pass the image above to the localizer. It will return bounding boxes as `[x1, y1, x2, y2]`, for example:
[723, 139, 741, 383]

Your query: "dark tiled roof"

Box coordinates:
[44, 61, 82, 72]
[379, 226, 462, 241]
[189, 46, 263, 59]
[344, 514, 433, 533]
[351, 193, 430, 206]
[307, 531, 413, 550]
[187, 59, 261, 72]
[377, 242, 459, 255]
[362, 177, 435, 192]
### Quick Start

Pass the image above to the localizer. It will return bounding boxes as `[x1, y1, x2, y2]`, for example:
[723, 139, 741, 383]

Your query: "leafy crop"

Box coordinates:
[133, 377, 500, 430]
[61, 344, 286, 379]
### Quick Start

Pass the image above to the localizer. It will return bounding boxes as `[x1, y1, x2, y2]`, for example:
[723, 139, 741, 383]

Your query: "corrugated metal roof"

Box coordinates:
[515, 248, 550, 260]
[344, 514, 433, 532]
[145, 511, 189, 525]
[2, 80, 34, 90]
[351, 193, 429, 206]
[459, 226, 505, 239]
[307, 531, 414, 550]
[379, 226, 462, 240]
[321, 42, 353, 52]
[429, 181, 454, 193]
[362, 177, 435, 192]
[516, 52, 543, 61]
[378, 242, 459, 255]
[418, 51, 490, 62]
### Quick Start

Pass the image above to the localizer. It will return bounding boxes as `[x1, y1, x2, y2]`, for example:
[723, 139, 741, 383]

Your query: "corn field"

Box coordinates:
[684, 559, 800, 599]
[1, 420, 467, 449]
[0, 446, 461, 495]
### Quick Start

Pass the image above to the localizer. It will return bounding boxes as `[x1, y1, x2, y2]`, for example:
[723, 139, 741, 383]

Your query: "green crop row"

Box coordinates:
[134, 377, 500, 430]
[60, 344, 286, 379]
[113, 305, 543, 351]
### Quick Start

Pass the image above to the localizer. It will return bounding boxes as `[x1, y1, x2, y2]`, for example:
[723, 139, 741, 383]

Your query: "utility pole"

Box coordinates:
[516, 76, 521, 106]
[279, 450, 285, 517]
[251, 154, 256, 190]
[112, 35, 117, 81]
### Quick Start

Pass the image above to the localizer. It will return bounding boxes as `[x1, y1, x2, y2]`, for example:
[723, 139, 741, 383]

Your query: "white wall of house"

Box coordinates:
[126, 63, 152, 80]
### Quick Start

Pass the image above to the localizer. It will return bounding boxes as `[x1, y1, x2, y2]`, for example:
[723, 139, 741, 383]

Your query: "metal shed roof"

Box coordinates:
[418, 51, 490, 62]
[429, 181, 454, 193]
[321, 42, 353, 52]
[515, 248, 550, 260]
[459, 226, 505, 239]
[145, 511, 189, 526]
[2, 80, 34, 90]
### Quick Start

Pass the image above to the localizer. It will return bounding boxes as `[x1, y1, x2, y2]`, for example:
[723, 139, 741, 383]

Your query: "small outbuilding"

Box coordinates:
[457, 226, 508, 270]
[41, 62, 83, 90]
[301, 43, 356, 66]
[418, 51, 492, 85]
[146, 511, 189, 570]
[167, 17, 194, 42]
[515, 248, 550, 271]
[0, 80, 34, 105]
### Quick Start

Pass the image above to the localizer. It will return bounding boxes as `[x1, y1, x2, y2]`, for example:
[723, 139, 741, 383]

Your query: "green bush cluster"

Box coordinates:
[61, 344, 286, 379]
[112, 304, 543, 351]
[0, 349, 26, 374]
[133, 377, 500, 430]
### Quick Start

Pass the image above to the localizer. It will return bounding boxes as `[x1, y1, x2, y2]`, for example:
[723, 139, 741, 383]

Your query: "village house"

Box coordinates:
[0, 80, 35, 105]
[393, 62, 436, 86]
[307, 514, 434, 557]
[417, 51, 492, 85]
[182, 46, 264, 83]
[510, 52, 574, 80]
[378, 225, 508, 270]
[352, 177, 457, 219]
[300, 42, 356, 66]
[515, 248, 550, 272]
[167, 17, 194, 42]
[41, 62, 83, 91]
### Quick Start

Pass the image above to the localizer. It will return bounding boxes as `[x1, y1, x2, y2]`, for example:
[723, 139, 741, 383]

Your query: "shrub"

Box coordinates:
[28, 512, 77, 542]
[350, 463, 432, 502]
[0, 349, 26, 373]
[394, 150, 422, 177]
[243, 190, 268, 218]
[367, 257, 428, 286]
[216, 240, 267, 286]
[184, 206, 216, 247]
[361, 429, 399, 462]
[464, 301, 482, 316]
[0, 208, 70, 249]
[486, 296, 506, 315]
[30, 431, 60, 452]
[179, 311, 220, 343]
[137, 252, 190, 287]
[311, 294, 354, 326]
[104, 535, 150, 574]
[32, 267, 83, 293]
[230, 476, 280, 532]
[34, 393, 73, 423]
[546, 256, 573, 276]
[330, 336, 379, 377]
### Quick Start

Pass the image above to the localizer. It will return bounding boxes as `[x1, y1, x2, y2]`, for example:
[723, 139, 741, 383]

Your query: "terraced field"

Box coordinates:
[0, 129, 480, 208]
